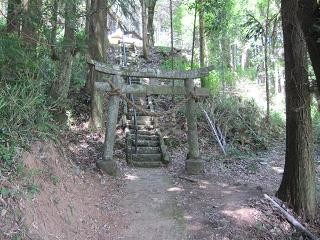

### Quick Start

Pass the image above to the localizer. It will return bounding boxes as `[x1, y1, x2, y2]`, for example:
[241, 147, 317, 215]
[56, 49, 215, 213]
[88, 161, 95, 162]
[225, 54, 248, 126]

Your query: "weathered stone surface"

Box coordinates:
[132, 153, 162, 162]
[95, 82, 210, 96]
[130, 130, 157, 135]
[130, 134, 159, 141]
[185, 159, 204, 175]
[131, 161, 162, 168]
[100, 75, 122, 176]
[135, 147, 161, 154]
[88, 58, 214, 80]
[96, 160, 118, 176]
[131, 139, 159, 147]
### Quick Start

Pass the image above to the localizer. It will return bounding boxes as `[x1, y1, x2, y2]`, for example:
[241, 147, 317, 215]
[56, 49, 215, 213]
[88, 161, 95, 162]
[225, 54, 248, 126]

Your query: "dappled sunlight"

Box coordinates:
[125, 174, 139, 181]
[272, 166, 284, 174]
[186, 223, 204, 231]
[184, 215, 193, 220]
[167, 187, 184, 192]
[221, 208, 262, 225]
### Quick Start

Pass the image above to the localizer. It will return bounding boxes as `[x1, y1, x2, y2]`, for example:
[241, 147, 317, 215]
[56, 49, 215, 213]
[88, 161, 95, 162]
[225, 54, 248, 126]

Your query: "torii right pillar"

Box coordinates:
[184, 78, 204, 175]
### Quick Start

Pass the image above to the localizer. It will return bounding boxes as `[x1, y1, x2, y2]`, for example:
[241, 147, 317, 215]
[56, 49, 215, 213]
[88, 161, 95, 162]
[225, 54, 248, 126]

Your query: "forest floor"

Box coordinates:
[3, 120, 318, 240]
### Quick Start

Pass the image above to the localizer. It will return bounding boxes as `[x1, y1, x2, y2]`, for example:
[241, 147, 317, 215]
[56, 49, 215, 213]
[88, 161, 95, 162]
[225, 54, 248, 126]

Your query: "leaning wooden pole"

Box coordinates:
[97, 74, 123, 175]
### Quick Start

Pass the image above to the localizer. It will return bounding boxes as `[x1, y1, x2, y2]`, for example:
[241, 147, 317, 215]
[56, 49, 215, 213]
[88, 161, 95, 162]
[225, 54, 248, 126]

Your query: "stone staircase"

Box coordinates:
[125, 79, 169, 168]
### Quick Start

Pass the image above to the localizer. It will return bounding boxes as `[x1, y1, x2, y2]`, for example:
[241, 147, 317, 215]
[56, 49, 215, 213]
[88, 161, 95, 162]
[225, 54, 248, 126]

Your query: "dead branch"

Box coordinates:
[263, 194, 319, 240]
[178, 176, 199, 183]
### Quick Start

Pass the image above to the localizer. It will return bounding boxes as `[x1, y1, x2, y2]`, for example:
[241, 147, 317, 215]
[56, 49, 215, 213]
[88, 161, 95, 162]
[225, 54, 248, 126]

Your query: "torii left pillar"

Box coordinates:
[97, 74, 123, 176]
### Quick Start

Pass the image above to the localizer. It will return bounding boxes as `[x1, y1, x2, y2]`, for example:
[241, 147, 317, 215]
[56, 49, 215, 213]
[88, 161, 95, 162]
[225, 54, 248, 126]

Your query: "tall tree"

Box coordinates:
[49, 0, 59, 60]
[21, 0, 42, 47]
[87, 0, 106, 129]
[146, 0, 157, 47]
[50, 0, 77, 103]
[297, 1, 320, 99]
[199, 0, 206, 87]
[7, 0, 21, 33]
[277, 0, 316, 220]
[141, 0, 148, 58]
[264, 0, 270, 122]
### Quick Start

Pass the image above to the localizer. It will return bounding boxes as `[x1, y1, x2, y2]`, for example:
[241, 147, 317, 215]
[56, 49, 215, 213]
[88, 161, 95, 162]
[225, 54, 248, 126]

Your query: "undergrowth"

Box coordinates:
[0, 33, 56, 176]
[161, 56, 190, 71]
[203, 94, 284, 153]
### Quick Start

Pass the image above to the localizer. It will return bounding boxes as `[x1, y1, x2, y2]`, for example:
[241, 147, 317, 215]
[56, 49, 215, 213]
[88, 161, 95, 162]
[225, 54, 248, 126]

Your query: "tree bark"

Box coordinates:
[50, 0, 77, 103]
[7, 0, 21, 33]
[199, 0, 206, 87]
[87, 0, 106, 129]
[21, 0, 42, 47]
[141, 0, 148, 58]
[85, 0, 91, 36]
[297, 1, 320, 97]
[264, 0, 270, 122]
[277, 0, 316, 221]
[50, 0, 59, 60]
[146, 0, 157, 47]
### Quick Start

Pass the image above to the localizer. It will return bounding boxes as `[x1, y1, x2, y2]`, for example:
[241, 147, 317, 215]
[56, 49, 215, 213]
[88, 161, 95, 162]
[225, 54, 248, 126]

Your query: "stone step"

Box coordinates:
[130, 134, 159, 141]
[128, 120, 154, 126]
[128, 146, 161, 154]
[134, 116, 153, 122]
[131, 161, 162, 168]
[132, 153, 162, 162]
[128, 124, 154, 130]
[130, 130, 157, 135]
[131, 139, 159, 147]
[130, 105, 150, 110]
[135, 147, 161, 154]
[128, 112, 150, 117]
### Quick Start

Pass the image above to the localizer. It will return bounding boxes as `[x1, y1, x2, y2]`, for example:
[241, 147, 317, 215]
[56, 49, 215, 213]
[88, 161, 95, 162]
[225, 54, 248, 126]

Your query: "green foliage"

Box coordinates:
[0, 34, 56, 174]
[161, 56, 190, 71]
[173, 4, 185, 35]
[197, 0, 235, 35]
[204, 94, 284, 152]
[70, 54, 87, 90]
[0, 35, 38, 80]
[235, 67, 257, 81]
[311, 101, 320, 142]
[205, 69, 237, 92]
[205, 71, 221, 93]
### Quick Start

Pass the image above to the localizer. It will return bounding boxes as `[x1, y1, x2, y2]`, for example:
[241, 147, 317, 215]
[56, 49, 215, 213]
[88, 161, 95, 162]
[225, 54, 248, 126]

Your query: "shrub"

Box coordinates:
[161, 56, 190, 71]
[202, 94, 284, 153]
[0, 34, 56, 173]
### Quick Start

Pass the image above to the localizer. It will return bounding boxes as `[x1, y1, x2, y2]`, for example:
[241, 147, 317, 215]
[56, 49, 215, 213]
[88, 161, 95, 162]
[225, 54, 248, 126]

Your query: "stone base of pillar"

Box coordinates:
[96, 160, 118, 176]
[185, 159, 204, 175]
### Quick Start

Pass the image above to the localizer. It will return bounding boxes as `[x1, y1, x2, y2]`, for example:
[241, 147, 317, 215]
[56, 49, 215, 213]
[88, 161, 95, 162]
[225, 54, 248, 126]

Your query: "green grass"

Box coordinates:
[0, 33, 57, 177]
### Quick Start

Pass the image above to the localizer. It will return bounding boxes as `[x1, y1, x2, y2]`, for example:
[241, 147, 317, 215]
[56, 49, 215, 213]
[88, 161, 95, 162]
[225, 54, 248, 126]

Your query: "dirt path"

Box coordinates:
[116, 168, 186, 240]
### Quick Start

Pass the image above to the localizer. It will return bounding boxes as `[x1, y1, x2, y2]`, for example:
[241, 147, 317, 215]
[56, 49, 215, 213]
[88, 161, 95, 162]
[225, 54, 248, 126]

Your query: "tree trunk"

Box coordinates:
[50, 0, 77, 103]
[277, 0, 316, 221]
[147, 0, 157, 47]
[21, 0, 42, 47]
[7, 0, 21, 33]
[297, 1, 320, 97]
[87, 0, 106, 129]
[85, 0, 91, 36]
[264, 0, 270, 122]
[199, 0, 206, 87]
[50, 0, 59, 60]
[190, 6, 197, 69]
[141, 0, 148, 58]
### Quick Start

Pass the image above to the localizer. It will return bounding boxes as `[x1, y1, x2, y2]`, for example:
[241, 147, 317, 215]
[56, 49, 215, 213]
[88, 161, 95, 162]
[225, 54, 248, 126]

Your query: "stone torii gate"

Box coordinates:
[88, 59, 213, 176]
